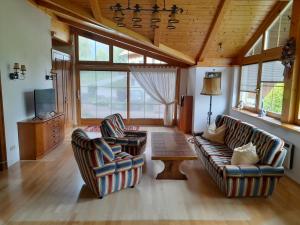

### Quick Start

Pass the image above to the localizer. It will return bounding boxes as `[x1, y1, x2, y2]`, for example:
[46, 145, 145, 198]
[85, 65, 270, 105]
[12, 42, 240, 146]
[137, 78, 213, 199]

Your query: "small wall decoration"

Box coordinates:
[205, 71, 222, 78]
[281, 37, 296, 79]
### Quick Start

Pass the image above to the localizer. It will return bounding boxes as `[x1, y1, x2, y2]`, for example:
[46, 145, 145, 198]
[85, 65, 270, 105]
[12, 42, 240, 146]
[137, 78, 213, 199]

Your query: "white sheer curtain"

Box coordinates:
[130, 67, 177, 126]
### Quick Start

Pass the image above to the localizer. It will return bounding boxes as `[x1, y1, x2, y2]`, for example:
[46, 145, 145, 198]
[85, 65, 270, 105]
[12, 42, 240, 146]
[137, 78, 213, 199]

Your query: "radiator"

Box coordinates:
[283, 141, 294, 170]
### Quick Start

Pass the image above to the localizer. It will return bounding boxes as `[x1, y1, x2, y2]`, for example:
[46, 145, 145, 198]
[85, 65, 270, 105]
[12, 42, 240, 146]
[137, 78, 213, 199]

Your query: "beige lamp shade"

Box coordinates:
[201, 77, 222, 95]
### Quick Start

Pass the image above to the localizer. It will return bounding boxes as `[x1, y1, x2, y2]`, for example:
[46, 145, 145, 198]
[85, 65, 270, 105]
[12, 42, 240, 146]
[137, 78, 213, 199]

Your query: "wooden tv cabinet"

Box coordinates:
[18, 113, 65, 160]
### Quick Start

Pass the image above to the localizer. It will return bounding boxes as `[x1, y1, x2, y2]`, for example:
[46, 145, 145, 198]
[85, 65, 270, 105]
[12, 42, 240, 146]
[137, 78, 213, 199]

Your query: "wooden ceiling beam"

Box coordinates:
[89, 0, 103, 23]
[196, 0, 231, 63]
[58, 16, 190, 67]
[34, 0, 194, 65]
[154, 27, 160, 47]
[35, 0, 151, 42]
[236, 0, 289, 62]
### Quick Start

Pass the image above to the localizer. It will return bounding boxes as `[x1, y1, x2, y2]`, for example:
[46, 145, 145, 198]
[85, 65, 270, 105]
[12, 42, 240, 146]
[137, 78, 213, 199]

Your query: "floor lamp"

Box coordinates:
[201, 76, 222, 125]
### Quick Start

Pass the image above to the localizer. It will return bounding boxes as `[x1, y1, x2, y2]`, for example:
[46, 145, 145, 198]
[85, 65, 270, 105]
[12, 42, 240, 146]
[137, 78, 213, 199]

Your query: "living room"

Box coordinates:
[0, 0, 300, 224]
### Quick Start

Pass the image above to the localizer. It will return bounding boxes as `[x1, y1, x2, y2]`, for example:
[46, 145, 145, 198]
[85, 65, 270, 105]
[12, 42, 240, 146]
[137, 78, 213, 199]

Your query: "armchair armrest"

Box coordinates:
[223, 165, 284, 178]
[93, 162, 116, 177]
[108, 144, 122, 154]
[124, 130, 147, 137]
[102, 137, 117, 145]
[193, 132, 203, 137]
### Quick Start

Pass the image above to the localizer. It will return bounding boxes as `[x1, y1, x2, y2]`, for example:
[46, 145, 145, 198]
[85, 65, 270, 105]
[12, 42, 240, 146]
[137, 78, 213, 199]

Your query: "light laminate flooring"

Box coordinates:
[0, 126, 300, 225]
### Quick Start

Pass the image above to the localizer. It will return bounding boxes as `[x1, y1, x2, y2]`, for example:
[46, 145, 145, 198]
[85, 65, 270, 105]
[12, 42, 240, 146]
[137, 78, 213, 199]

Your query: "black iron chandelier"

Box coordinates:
[110, 0, 183, 29]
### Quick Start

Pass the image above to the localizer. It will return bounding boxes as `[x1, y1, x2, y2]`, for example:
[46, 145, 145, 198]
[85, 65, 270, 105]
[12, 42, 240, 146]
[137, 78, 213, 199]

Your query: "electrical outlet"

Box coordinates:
[10, 145, 16, 151]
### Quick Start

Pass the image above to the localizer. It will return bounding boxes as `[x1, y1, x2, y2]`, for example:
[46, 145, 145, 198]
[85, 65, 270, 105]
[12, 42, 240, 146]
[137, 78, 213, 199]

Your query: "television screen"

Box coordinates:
[34, 89, 56, 117]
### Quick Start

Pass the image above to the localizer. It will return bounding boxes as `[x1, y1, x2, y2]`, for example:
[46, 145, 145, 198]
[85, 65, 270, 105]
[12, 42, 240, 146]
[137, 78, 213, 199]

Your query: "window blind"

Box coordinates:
[261, 61, 284, 82]
[240, 64, 259, 92]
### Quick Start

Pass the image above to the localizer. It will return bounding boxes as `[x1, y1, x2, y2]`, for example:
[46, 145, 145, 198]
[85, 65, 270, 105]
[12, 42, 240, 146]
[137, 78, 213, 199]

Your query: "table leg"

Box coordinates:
[156, 160, 187, 180]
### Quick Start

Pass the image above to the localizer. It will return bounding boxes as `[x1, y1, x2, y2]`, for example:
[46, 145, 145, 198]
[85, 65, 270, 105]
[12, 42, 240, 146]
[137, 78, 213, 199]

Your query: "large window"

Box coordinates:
[146, 57, 167, 64]
[265, 2, 292, 50]
[260, 61, 284, 114]
[113, 46, 144, 64]
[239, 61, 285, 116]
[239, 64, 259, 108]
[239, 1, 294, 120]
[130, 75, 165, 119]
[78, 36, 109, 61]
[245, 36, 263, 57]
[80, 71, 165, 119]
[77, 35, 171, 122]
[80, 71, 127, 118]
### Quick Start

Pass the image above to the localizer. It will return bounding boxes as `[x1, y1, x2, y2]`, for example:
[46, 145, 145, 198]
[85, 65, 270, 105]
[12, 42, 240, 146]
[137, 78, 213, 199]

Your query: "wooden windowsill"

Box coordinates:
[231, 108, 300, 135]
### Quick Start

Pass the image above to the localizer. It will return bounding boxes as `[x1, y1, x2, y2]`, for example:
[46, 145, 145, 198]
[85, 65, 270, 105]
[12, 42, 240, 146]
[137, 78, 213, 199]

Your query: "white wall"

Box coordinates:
[187, 66, 235, 132]
[229, 71, 300, 184]
[0, 0, 52, 166]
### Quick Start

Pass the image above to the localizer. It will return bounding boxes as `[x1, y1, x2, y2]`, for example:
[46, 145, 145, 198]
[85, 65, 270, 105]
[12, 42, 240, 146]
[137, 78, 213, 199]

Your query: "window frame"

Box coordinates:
[239, 63, 260, 111]
[74, 32, 179, 126]
[239, 60, 285, 119]
[238, 1, 295, 122]
[75, 32, 173, 67]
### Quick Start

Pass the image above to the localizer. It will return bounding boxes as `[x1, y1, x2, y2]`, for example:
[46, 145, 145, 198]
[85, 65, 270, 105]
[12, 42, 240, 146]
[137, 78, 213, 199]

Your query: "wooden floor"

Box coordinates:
[0, 127, 300, 225]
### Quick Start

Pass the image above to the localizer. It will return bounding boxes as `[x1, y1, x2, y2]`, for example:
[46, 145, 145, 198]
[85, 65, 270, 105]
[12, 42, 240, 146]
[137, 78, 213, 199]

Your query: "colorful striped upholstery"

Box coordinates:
[250, 129, 284, 165]
[100, 114, 147, 156]
[194, 114, 286, 198]
[194, 135, 224, 146]
[110, 144, 122, 154]
[226, 122, 256, 150]
[72, 129, 144, 198]
[97, 167, 142, 197]
[271, 149, 287, 167]
[94, 138, 115, 162]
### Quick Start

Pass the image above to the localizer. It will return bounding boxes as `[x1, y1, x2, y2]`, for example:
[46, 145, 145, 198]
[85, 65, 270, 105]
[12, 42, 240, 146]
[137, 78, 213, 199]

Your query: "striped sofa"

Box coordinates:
[194, 115, 287, 197]
[71, 129, 144, 198]
[100, 113, 147, 156]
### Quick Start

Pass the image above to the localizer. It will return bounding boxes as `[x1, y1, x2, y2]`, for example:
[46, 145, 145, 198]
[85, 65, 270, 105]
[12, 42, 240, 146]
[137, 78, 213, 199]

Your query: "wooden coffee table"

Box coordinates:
[151, 132, 198, 180]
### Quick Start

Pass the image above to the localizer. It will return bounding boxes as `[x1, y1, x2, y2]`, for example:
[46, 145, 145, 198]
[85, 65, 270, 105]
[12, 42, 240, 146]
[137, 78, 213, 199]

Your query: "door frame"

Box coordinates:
[0, 72, 7, 170]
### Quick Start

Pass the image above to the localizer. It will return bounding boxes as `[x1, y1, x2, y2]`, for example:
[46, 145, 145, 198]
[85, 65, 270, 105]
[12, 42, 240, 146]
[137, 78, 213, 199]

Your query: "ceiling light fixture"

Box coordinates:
[111, 0, 183, 30]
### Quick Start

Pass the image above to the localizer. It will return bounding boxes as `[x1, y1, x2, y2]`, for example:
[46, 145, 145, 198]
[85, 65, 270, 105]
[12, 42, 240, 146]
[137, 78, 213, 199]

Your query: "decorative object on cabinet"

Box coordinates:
[18, 113, 65, 160]
[45, 69, 57, 80]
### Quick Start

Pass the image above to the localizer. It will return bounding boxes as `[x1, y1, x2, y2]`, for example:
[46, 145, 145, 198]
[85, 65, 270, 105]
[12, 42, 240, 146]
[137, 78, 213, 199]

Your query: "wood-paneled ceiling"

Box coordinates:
[33, 0, 282, 66]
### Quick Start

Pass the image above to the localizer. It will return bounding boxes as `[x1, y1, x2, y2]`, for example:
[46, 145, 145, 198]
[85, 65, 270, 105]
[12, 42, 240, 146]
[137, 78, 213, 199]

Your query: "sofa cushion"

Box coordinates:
[209, 154, 232, 175]
[200, 144, 233, 159]
[250, 129, 284, 165]
[231, 142, 259, 165]
[195, 135, 224, 146]
[202, 124, 226, 144]
[218, 115, 241, 147]
[226, 122, 256, 150]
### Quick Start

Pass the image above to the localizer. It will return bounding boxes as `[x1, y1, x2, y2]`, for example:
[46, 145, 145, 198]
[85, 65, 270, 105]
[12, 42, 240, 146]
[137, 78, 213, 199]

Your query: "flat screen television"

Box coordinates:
[34, 88, 56, 118]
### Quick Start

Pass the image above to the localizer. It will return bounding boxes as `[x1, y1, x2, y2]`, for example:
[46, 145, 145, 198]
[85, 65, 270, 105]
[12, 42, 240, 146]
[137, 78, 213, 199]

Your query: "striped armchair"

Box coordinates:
[194, 115, 287, 197]
[100, 113, 147, 156]
[71, 129, 144, 198]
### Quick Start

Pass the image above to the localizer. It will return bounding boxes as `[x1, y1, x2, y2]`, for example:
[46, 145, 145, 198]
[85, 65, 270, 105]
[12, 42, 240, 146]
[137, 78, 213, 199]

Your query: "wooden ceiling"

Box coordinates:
[33, 0, 283, 66]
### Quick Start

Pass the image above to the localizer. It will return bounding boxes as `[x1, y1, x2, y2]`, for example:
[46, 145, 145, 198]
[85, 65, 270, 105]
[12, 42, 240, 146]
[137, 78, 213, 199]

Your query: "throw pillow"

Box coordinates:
[231, 142, 259, 165]
[202, 124, 226, 144]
